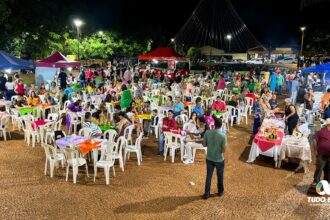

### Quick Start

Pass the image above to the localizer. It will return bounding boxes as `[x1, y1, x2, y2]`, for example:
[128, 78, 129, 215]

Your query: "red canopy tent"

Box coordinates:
[138, 47, 189, 62]
[36, 51, 80, 68]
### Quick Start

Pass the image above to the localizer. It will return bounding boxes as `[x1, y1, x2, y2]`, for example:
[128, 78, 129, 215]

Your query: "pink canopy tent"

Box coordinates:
[36, 51, 80, 68]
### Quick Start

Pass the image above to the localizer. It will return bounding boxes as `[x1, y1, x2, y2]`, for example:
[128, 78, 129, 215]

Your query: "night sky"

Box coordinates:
[69, 0, 328, 48]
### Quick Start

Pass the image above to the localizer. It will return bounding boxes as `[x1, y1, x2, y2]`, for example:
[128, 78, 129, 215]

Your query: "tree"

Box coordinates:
[187, 47, 202, 63]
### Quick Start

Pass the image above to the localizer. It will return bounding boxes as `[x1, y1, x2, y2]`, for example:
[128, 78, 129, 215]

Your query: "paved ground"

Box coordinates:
[0, 115, 328, 220]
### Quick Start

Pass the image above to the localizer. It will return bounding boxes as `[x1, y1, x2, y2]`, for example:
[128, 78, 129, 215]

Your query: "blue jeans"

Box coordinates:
[159, 133, 164, 153]
[277, 85, 282, 95]
[205, 159, 224, 196]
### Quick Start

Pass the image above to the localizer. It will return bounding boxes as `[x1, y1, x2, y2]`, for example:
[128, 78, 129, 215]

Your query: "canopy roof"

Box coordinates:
[138, 47, 189, 61]
[0, 50, 35, 70]
[302, 62, 330, 74]
[36, 51, 80, 68]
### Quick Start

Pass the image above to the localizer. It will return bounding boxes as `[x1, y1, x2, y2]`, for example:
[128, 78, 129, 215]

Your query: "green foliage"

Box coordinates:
[187, 47, 202, 63]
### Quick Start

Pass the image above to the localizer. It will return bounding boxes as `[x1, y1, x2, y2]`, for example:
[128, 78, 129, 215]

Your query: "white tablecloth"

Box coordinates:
[279, 136, 312, 162]
[247, 142, 280, 164]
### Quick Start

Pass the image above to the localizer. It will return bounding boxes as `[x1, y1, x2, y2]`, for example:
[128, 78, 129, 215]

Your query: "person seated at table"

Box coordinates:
[189, 112, 198, 128]
[260, 97, 271, 111]
[159, 110, 177, 155]
[247, 78, 256, 93]
[183, 117, 210, 164]
[86, 82, 94, 95]
[96, 85, 104, 95]
[15, 79, 25, 96]
[67, 100, 82, 112]
[43, 92, 57, 105]
[204, 108, 214, 129]
[193, 99, 204, 117]
[116, 111, 132, 139]
[269, 94, 279, 110]
[106, 82, 117, 94]
[173, 96, 184, 117]
[165, 96, 173, 107]
[13, 95, 27, 108]
[211, 96, 226, 112]
[49, 82, 58, 97]
[261, 89, 272, 101]
[38, 83, 46, 95]
[82, 112, 102, 137]
[228, 96, 238, 108]
[27, 91, 41, 106]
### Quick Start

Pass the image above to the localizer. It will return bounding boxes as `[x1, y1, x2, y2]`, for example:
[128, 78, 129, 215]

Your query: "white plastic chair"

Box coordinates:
[192, 144, 207, 162]
[244, 97, 254, 115]
[67, 112, 80, 134]
[164, 132, 183, 163]
[103, 129, 117, 142]
[226, 106, 240, 127]
[149, 115, 163, 139]
[239, 106, 249, 125]
[59, 100, 70, 116]
[79, 127, 92, 138]
[94, 141, 116, 185]
[123, 125, 135, 145]
[25, 120, 41, 147]
[63, 148, 89, 184]
[175, 114, 189, 124]
[0, 115, 11, 141]
[183, 122, 197, 132]
[47, 113, 59, 121]
[124, 133, 143, 166]
[114, 136, 127, 172]
[42, 143, 65, 178]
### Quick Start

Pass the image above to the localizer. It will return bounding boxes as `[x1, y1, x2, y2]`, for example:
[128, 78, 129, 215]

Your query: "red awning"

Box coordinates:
[138, 47, 189, 61]
[36, 51, 80, 68]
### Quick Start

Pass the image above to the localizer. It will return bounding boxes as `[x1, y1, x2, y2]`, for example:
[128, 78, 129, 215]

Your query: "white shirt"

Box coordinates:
[5, 82, 15, 90]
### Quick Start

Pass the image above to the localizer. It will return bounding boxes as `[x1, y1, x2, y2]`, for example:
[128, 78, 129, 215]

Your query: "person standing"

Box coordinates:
[284, 98, 299, 135]
[304, 88, 315, 110]
[269, 72, 277, 92]
[5, 76, 15, 101]
[0, 72, 7, 98]
[203, 118, 227, 200]
[58, 69, 67, 89]
[290, 75, 299, 105]
[277, 73, 284, 95]
[312, 119, 330, 187]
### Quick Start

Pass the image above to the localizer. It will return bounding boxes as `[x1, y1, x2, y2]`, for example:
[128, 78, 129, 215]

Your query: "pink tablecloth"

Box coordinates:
[31, 119, 48, 130]
[253, 131, 284, 152]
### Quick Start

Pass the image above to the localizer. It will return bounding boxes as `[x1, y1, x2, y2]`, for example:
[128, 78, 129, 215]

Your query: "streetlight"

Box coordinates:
[171, 38, 176, 50]
[73, 19, 84, 60]
[300, 26, 306, 69]
[300, 26, 306, 56]
[226, 34, 232, 53]
[98, 31, 103, 35]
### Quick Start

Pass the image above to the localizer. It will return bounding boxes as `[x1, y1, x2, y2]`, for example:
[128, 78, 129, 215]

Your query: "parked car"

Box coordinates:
[276, 57, 298, 64]
[246, 58, 264, 64]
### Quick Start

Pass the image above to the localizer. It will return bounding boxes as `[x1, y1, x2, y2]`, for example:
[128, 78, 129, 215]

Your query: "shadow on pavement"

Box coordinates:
[114, 195, 200, 214]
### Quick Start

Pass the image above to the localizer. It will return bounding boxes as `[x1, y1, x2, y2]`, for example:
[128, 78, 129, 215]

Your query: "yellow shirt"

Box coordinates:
[87, 86, 94, 94]
[27, 97, 41, 106]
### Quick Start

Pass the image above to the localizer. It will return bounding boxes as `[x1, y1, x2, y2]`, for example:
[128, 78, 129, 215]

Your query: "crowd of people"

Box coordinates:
[0, 63, 330, 196]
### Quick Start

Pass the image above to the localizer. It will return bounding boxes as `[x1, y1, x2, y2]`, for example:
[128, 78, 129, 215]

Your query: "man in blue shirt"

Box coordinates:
[193, 99, 204, 116]
[203, 118, 227, 200]
[173, 96, 184, 117]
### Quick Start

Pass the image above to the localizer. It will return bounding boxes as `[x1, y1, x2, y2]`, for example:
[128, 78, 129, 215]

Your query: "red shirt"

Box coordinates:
[315, 127, 330, 155]
[162, 117, 177, 132]
[245, 93, 256, 102]
[86, 70, 94, 79]
[212, 101, 226, 111]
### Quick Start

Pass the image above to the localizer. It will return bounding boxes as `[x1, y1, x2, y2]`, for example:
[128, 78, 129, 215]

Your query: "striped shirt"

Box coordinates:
[82, 121, 102, 136]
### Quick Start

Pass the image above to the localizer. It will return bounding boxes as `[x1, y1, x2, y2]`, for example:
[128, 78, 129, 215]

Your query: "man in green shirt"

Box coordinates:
[203, 118, 227, 200]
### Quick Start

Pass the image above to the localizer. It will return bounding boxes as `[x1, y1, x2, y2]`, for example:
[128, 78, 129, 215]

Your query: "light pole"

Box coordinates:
[300, 26, 306, 69]
[73, 19, 83, 60]
[226, 34, 232, 53]
[300, 26, 306, 56]
[171, 38, 176, 51]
